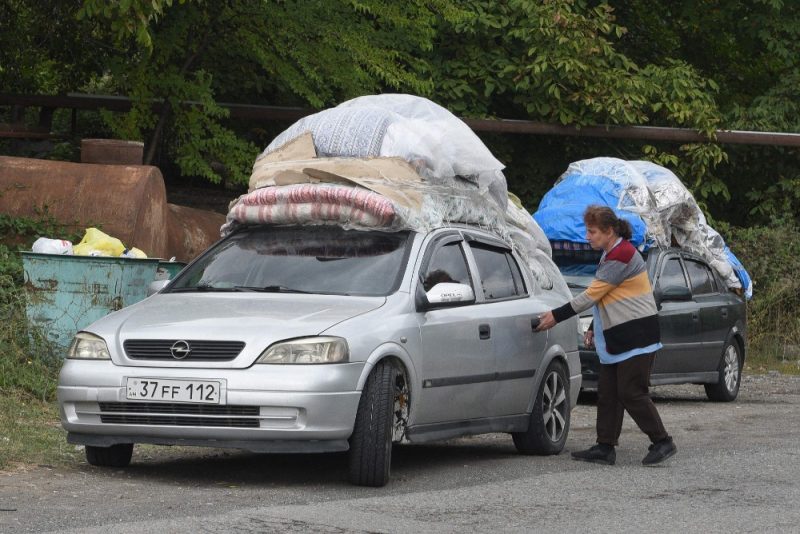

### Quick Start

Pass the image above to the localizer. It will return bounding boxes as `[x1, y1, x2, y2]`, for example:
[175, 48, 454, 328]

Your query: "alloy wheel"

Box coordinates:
[542, 370, 567, 442]
[723, 344, 740, 393]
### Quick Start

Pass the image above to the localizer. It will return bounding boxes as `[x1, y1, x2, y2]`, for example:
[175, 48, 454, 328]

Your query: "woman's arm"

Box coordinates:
[536, 279, 616, 332]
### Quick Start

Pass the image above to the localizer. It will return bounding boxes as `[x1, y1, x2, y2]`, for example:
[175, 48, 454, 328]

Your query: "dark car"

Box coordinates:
[554, 246, 746, 402]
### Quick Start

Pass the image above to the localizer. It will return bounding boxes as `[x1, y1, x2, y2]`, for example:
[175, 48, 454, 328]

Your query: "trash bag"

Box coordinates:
[73, 228, 126, 257]
[31, 237, 73, 255]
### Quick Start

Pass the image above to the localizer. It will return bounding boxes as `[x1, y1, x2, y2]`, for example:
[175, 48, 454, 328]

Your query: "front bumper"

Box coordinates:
[58, 360, 365, 452]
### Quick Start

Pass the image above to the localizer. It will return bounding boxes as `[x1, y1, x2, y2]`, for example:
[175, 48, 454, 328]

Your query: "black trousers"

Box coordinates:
[596, 353, 669, 446]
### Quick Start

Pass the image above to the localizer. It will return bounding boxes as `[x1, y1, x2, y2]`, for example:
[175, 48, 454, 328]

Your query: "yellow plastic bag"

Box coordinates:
[73, 228, 126, 257]
[122, 247, 148, 259]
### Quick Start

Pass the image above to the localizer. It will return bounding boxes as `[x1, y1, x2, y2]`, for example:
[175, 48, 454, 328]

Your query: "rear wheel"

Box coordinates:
[512, 360, 570, 455]
[705, 341, 742, 402]
[85, 443, 133, 467]
[348, 361, 397, 487]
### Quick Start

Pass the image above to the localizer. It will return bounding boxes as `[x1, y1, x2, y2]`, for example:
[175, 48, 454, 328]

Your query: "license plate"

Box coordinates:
[126, 378, 222, 404]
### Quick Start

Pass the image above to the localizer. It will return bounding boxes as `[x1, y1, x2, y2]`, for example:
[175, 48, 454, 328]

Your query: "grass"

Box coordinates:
[0, 393, 79, 470]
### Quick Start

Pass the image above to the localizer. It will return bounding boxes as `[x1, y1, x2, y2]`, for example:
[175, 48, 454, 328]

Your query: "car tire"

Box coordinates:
[705, 340, 742, 402]
[512, 359, 570, 455]
[348, 361, 396, 487]
[85, 443, 133, 467]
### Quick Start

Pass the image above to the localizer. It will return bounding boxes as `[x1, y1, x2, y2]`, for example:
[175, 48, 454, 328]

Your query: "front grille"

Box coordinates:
[98, 402, 259, 428]
[124, 340, 245, 361]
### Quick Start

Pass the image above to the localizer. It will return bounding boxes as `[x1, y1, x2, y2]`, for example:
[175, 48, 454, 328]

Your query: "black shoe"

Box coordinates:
[571, 444, 616, 465]
[642, 437, 677, 466]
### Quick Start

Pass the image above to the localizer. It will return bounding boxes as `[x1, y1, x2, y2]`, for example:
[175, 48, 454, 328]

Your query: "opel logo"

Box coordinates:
[170, 340, 192, 360]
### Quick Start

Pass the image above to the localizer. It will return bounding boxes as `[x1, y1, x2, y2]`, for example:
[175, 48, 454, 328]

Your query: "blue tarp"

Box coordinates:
[724, 247, 753, 300]
[533, 172, 649, 247]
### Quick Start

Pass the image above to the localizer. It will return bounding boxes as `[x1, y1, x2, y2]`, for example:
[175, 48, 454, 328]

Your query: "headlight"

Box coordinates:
[67, 332, 111, 360]
[256, 337, 349, 364]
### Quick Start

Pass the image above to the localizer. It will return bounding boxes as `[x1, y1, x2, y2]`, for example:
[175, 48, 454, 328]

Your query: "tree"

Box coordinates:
[78, 0, 468, 185]
[425, 0, 728, 206]
[608, 0, 800, 224]
[0, 0, 109, 94]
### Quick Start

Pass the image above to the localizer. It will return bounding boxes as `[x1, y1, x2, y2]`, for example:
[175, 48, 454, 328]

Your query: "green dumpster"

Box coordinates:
[155, 260, 187, 281]
[22, 252, 159, 349]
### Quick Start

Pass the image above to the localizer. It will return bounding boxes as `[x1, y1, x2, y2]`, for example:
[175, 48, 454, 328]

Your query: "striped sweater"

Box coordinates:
[552, 239, 660, 355]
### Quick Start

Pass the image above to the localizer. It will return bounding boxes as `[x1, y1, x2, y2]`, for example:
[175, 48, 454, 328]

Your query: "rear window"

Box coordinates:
[169, 226, 411, 297]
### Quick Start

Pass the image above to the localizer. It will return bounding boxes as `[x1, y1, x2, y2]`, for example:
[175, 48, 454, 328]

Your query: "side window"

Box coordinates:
[685, 259, 716, 295]
[508, 253, 528, 295]
[658, 257, 688, 290]
[422, 241, 472, 291]
[469, 242, 520, 300]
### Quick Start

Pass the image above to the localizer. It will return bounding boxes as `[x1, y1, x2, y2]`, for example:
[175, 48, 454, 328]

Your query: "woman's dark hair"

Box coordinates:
[583, 205, 632, 240]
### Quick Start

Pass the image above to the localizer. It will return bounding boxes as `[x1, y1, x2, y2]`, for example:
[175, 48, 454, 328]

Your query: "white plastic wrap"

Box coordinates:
[260, 94, 508, 208]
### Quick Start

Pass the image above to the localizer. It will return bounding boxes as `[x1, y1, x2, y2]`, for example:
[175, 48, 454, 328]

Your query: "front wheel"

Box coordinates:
[512, 360, 570, 455]
[705, 341, 742, 402]
[348, 361, 397, 487]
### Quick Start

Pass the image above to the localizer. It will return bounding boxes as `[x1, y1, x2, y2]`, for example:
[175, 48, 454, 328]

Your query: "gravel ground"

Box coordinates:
[1, 374, 798, 533]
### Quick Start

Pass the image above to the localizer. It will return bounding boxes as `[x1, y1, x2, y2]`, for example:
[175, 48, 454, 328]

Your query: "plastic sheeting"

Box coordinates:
[234, 94, 563, 297]
[534, 157, 753, 298]
[259, 93, 508, 209]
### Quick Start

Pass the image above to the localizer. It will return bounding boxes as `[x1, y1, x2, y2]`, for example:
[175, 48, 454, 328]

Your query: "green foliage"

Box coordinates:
[427, 0, 728, 203]
[722, 221, 800, 366]
[0, 0, 109, 93]
[0, 212, 80, 401]
[608, 0, 800, 224]
[77, 0, 468, 184]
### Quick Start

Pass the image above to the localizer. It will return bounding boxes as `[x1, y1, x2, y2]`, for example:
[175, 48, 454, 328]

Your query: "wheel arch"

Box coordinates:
[356, 343, 416, 392]
[525, 344, 572, 414]
[354, 344, 415, 442]
[725, 325, 746, 364]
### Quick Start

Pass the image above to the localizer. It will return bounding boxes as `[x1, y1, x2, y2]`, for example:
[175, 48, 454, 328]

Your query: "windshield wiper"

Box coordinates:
[170, 284, 249, 292]
[235, 285, 312, 294]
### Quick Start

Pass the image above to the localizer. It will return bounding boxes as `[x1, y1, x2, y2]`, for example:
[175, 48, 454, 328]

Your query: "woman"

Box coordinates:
[537, 205, 676, 466]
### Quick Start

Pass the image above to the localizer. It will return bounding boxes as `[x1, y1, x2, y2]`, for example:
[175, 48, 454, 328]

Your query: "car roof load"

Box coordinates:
[533, 156, 752, 299]
[222, 94, 567, 297]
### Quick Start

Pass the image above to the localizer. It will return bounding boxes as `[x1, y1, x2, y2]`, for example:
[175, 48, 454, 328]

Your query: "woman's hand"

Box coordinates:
[584, 330, 595, 348]
[535, 310, 557, 332]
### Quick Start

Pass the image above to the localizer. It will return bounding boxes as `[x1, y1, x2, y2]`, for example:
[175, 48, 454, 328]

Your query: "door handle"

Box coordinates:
[531, 317, 541, 331]
[691, 312, 699, 321]
[721, 308, 728, 318]
[479, 324, 491, 340]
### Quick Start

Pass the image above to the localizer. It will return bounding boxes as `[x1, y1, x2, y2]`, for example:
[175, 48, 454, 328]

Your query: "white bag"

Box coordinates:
[32, 237, 73, 255]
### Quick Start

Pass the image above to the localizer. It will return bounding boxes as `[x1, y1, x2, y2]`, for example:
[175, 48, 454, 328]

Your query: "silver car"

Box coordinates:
[58, 224, 580, 486]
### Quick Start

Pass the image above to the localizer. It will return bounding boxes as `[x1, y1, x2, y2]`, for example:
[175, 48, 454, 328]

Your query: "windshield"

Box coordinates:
[169, 226, 412, 297]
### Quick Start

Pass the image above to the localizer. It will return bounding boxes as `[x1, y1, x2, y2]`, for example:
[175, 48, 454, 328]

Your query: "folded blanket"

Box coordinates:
[228, 183, 397, 228]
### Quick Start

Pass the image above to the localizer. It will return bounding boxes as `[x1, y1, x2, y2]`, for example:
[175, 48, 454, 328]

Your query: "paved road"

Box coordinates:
[1, 374, 798, 533]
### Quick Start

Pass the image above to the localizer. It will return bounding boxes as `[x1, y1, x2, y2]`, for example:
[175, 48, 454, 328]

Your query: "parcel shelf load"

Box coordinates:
[533, 157, 752, 299]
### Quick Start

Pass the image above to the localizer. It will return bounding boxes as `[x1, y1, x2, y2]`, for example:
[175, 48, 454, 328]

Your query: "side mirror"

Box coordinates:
[147, 279, 170, 296]
[658, 285, 692, 302]
[420, 282, 475, 310]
